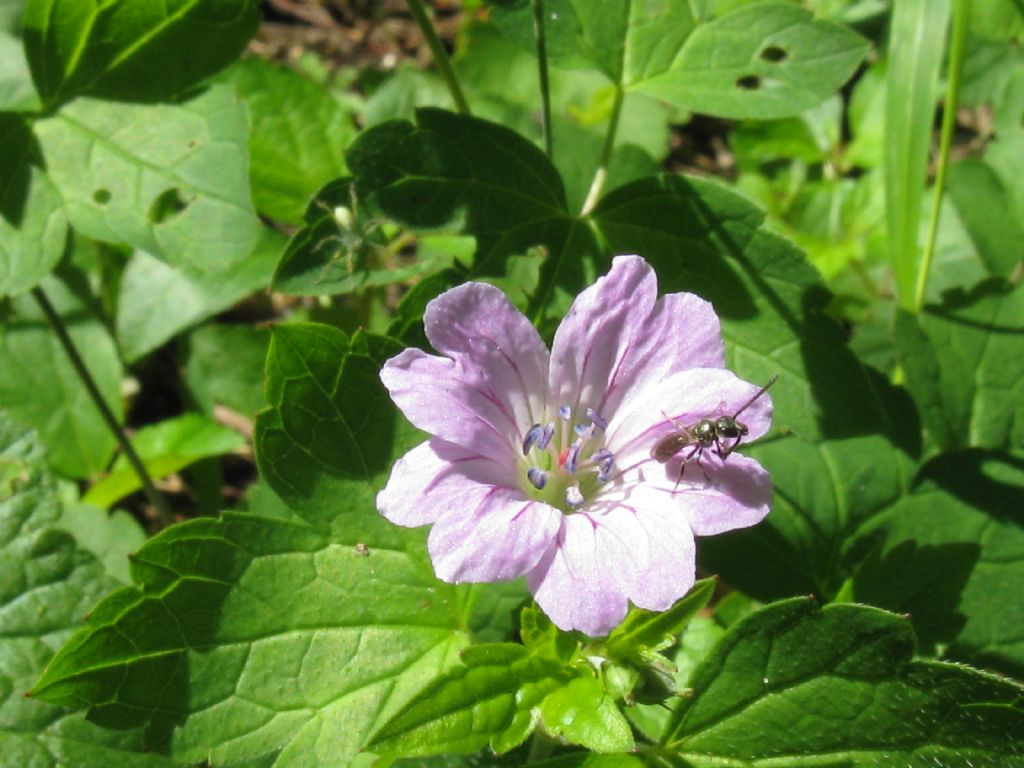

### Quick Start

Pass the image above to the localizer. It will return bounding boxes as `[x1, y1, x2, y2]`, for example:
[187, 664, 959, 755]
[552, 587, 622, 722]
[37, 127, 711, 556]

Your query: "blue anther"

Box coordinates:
[537, 422, 555, 449]
[559, 405, 572, 420]
[522, 424, 543, 455]
[527, 467, 548, 490]
[586, 408, 608, 431]
[563, 441, 582, 473]
[566, 485, 585, 508]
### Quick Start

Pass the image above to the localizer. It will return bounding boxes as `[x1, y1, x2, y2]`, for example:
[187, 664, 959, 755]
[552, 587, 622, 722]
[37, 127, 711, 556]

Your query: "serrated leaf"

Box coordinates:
[852, 450, 1024, 676]
[272, 178, 456, 296]
[369, 643, 570, 758]
[31, 505, 470, 767]
[0, 301, 123, 478]
[116, 226, 281, 362]
[539, 675, 634, 754]
[254, 324, 413, 524]
[34, 84, 259, 272]
[663, 599, 1024, 765]
[22, 0, 259, 107]
[0, 113, 67, 297]
[83, 413, 245, 510]
[0, 415, 173, 767]
[895, 280, 1024, 452]
[218, 57, 355, 224]
[633, 3, 868, 119]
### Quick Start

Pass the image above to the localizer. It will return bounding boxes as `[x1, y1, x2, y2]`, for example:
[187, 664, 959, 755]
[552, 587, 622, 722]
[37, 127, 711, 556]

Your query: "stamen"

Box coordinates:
[559, 405, 572, 420]
[522, 424, 543, 455]
[566, 485, 584, 508]
[538, 422, 555, 449]
[586, 408, 608, 431]
[527, 467, 547, 490]
[562, 441, 582, 473]
[574, 422, 595, 438]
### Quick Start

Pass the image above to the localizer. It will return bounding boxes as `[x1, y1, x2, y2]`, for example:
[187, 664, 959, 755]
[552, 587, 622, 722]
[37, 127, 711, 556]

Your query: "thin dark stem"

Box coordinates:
[533, 0, 552, 158]
[31, 286, 173, 527]
[405, 0, 471, 115]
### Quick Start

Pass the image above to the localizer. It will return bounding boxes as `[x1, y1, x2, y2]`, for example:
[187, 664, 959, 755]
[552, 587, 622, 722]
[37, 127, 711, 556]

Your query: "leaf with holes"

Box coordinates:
[22, 0, 259, 107]
[217, 57, 355, 225]
[0, 415, 174, 767]
[633, 2, 868, 119]
[115, 226, 282, 362]
[662, 599, 1024, 764]
[0, 114, 67, 297]
[33, 84, 259, 272]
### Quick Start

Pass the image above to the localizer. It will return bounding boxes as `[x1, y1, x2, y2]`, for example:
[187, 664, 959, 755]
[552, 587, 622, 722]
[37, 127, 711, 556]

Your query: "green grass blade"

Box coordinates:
[884, 0, 951, 311]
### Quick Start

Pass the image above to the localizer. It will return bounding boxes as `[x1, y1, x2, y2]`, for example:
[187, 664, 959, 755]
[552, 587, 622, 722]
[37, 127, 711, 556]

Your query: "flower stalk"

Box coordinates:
[405, 0, 471, 115]
[581, 83, 624, 215]
[533, 0, 553, 159]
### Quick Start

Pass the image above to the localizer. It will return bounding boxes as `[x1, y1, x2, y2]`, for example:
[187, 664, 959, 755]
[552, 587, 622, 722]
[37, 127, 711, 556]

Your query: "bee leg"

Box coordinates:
[674, 445, 704, 492]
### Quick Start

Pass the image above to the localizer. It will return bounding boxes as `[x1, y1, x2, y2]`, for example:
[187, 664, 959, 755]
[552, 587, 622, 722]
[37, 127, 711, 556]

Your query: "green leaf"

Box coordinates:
[0, 299, 123, 478]
[852, 450, 1024, 676]
[22, 0, 259, 107]
[884, 0, 951, 309]
[592, 173, 890, 441]
[0, 31, 41, 110]
[33, 84, 260, 272]
[0, 415, 173, 767]
[83, 413, 245, 510]
[31, 504, 471, 766]
[55, 503, 146, 584]
[633, 3, 868, 119]
[0, 113, 68, 297]
[605, 578, 716, 660]
[184, 323, 271, 419]
[254, 324, 412, 523]
[218, 57, 355, 224]
[369, 644, 570, 758]
[272, 178, 457, 296]
[663, 599, 1024, 764]
[539, 675, 633, 753]
[115, 226, 282, 362]
[895, 280, 1024, 452]
[946, 157, 1024, 277]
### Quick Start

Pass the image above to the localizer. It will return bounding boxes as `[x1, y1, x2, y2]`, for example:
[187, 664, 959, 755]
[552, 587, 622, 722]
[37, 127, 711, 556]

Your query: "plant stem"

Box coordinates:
[533, 0, 553, 159]
[581, 83, 625, 215]
[405, 0, 471, 115]
[31, 287, 173, 527]
[914, 0, 968, 312]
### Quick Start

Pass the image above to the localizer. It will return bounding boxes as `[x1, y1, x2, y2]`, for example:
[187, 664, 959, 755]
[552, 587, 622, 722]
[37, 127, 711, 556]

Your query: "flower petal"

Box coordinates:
[526, 514, 630, 636]
[657, 450, 773, 536]
[425, 282, 549, 433]
[606, 367, 774, 469]
[380, 348, 518, 463]
[548, 255, 658, 421]
[377, 439, 511, 528]
[428, 488, 562, 583]
[587, 490, 697, 611]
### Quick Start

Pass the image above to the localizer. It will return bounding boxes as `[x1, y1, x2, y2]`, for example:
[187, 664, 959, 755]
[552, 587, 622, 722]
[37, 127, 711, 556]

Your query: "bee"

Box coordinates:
[650, 375, 778, 483]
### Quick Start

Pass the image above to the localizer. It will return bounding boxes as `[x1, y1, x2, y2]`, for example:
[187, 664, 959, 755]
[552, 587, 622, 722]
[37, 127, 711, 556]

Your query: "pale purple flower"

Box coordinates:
[377, 256, 772, 636]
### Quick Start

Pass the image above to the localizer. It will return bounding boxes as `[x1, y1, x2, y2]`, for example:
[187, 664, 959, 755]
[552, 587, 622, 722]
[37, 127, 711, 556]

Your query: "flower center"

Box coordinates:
[519, 406, 615, 513]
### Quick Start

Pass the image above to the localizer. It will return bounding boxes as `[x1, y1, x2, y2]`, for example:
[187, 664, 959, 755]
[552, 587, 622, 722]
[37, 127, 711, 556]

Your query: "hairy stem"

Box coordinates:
[31, 286, 173, 527]
[533, 0, 552, 158]
[914, 0, 968, 312]
[405, 0, 471, 115]
[581, 84, 625, 215]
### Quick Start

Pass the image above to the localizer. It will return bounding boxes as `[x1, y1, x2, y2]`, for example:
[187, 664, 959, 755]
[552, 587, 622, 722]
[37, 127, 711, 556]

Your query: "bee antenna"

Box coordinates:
[732, 374, 779, 418]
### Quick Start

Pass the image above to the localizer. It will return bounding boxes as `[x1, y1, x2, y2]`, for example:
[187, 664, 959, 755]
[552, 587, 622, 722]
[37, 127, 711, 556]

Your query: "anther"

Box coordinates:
[522, 424, 543, 455]
[562, 441, 582, 473]
[559, 405, 571, 420]
[586, 408, 608, 431]
[538, 422, 555, 449]
[574, 422, 595, 438]
[527, 467, 548, 490]
[566, 485, 584, 508]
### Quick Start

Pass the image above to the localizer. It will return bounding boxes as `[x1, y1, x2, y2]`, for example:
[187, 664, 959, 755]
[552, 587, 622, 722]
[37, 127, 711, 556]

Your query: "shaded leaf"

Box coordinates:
[183, 323, 272, 419]
[22, 0, 258, 107]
